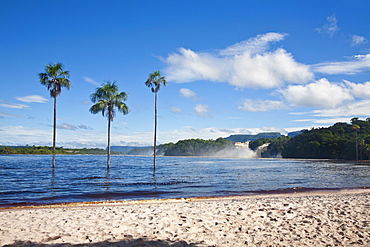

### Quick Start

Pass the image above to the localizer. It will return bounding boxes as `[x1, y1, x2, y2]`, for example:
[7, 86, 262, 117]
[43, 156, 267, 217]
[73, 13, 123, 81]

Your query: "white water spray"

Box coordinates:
[213, 142, 269, 158]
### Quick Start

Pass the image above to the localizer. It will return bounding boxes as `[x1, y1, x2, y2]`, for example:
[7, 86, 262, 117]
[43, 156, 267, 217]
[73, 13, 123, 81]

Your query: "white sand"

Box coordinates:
[1, 189, 369, 246]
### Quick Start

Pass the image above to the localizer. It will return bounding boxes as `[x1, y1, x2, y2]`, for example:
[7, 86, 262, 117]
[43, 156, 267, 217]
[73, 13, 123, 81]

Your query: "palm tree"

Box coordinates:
[90, 81, 129, 168]
[145, 70, 167, 171]
[39, 63, 71, 166]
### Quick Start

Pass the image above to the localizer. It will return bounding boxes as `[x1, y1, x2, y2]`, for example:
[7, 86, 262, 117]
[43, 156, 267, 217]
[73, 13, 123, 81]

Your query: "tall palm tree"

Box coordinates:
[90, 81, 129, 168]
[145, 70, 166, 171]
[39, 63, 71, 166]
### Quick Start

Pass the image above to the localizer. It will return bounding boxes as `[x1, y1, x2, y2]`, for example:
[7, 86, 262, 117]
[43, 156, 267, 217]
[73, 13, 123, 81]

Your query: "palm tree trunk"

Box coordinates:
[153, 91, 158, 171]
[107, 117, 111, 169]
[52, 96, 57, 167]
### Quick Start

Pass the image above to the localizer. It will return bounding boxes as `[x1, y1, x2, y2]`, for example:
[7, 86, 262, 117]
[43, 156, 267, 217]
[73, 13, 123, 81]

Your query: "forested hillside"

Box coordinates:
[161, 138, 235, 156]
[254, 118, 370, 160]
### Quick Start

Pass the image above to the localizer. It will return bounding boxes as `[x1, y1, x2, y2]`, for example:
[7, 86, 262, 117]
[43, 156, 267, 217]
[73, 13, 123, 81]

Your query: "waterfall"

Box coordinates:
[255, 143, 270, 157]
[210, 142, 270, 158]
[233, 142, 269, 158]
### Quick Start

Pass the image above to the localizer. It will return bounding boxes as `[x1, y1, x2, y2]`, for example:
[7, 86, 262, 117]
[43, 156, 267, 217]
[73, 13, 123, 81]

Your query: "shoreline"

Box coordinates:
[1, 186, 369, 210]
[1, 189, 369, 246]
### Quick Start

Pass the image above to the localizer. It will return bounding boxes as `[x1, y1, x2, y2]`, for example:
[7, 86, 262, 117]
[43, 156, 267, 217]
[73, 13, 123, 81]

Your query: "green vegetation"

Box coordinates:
[251, 136, 291, 158]
[161, 138, 235, 156]
[250, 118, 370, 160]
[282, 118, 370, 160]
[0, 146, 110, 155]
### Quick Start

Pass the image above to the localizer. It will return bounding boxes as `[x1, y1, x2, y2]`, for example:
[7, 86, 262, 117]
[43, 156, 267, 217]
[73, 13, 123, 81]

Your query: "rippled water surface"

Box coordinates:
[0, 155, 369, 207]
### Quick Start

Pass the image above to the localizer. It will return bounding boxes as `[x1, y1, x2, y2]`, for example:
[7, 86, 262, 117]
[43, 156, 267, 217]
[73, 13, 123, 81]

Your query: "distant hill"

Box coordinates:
[224, 132, 283, 142]
[288, 130, 303, 137]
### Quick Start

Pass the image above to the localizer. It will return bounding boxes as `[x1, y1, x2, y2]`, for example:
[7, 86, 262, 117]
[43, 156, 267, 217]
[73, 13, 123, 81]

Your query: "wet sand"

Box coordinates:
[1, 189, 369, 246]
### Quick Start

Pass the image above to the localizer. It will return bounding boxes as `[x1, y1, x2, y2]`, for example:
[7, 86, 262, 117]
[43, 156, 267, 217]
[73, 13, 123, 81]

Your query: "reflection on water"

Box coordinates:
[0, 155, 369, 207]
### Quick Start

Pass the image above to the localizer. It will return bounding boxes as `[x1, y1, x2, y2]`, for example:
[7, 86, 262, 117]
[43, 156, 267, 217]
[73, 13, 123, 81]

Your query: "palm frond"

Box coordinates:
[90, 100, 108, 115]
[89, 80, 129, 121]
[145, 70, 166, 93]
[39, 63, 71, 98]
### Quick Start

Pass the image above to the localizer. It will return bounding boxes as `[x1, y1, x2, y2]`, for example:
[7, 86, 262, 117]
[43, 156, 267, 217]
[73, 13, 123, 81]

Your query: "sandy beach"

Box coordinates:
[1, 189, 369, 247]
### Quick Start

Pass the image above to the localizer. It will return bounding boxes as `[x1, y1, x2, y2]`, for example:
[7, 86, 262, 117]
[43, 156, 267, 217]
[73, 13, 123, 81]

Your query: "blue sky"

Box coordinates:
[1, 0, 370, 148]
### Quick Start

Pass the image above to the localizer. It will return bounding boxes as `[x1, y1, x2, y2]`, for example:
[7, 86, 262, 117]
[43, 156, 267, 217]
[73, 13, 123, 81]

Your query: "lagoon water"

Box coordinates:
[1, 155, 369, 207]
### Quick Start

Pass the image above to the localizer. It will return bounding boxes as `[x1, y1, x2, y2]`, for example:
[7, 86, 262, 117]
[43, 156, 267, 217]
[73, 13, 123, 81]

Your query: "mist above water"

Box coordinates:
[210, 142, 269, 158]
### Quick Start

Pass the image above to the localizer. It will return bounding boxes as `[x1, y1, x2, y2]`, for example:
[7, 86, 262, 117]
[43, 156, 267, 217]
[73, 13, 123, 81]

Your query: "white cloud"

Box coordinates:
[0, 100, 30, 109]
[281, 78, 353, 108]
[315, 14, 339, 37]
[83, 77, 100, 86]
[179, 88, 197, 98]
[313, 54, 370, 75]
[171, 106, 184, 113]
[156, 126, 293, 144]
[119, 140, 149, 147]
[351, 35, 367, 46]
[78, 124, 93, 130]
[0, 124, 308, 148]
[57, 123, 78, 130]
[238, 99, 289, 112]
[164, 32, 313, 89]
[56, 123, 94, 130]
[165, 48, 224, 83]
[220, 32, 286, 56]
[311, 99, 370, 117]
[312, 118, 351, 124]
[194, 104, 210, 118]
[292, 118, 350, 124]
[16, 95, 48, 103]
[345, 80, 370, 98]
[0, 111, 17, 117]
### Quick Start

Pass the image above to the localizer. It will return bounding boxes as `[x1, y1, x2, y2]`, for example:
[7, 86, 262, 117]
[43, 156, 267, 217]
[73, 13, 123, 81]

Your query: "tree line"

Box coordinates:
[0, 146, 111, 155]
[158, 138, 235, 156]
[250, 118, 370, 160]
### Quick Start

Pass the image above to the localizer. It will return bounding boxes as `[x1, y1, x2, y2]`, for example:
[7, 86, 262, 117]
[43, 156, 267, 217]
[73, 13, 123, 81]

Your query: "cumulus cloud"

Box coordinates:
[179, 88, 197, 98]
[164, 32, 313, 89]
[315, 14, 339, 37]
[238, 99, 289, 112]
[281, 78, 353, 108]
[344, 80, 370, 98]
[313, 54, 370, 75]
[351, 35, 367, 46]
[194, 104, 210, 118]
[311, 99, 370, 117]
[16, 95, 48, 103]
